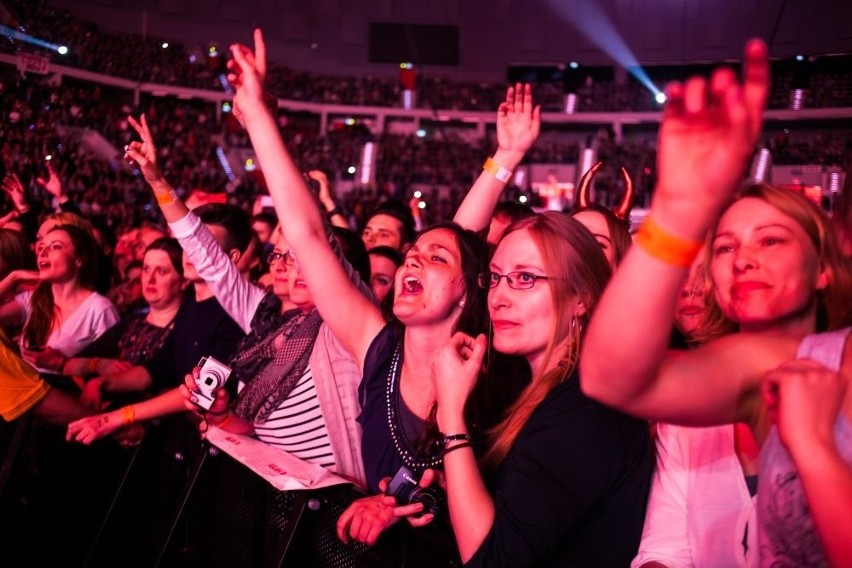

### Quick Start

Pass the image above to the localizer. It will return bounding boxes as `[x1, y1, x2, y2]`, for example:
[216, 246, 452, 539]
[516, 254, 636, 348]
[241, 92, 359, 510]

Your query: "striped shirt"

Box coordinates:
[249, 366, 336, 471]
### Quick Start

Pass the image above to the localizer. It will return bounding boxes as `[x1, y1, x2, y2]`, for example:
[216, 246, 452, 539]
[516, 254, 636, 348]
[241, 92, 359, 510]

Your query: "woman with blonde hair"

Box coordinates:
[434, 211, 653, 566]
[583, 39, 852, 566]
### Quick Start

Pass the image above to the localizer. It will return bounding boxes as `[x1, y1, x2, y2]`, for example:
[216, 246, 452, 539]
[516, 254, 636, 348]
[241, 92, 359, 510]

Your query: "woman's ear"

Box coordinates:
[572, 299, 588, 319]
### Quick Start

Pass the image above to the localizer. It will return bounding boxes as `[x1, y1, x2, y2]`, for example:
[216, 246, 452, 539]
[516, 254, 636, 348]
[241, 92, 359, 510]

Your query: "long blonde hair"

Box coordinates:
[482, 212, 611, 469]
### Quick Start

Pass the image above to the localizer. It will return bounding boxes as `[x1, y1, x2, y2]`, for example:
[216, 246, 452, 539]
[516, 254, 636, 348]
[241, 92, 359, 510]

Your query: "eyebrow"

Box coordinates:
[714, 223, 796, 241]
[489, 262, 545, 272]
[592, 233, 612, 245]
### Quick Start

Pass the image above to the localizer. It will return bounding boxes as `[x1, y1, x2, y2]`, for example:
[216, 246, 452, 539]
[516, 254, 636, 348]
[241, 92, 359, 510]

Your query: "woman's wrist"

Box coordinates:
[492, 148, 525, 171]
[437, 411, 468, 435]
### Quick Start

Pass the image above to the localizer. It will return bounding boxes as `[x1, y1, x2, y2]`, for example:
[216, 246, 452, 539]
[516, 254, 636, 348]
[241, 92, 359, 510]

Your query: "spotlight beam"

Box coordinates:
[0, 25, 68, 54]
[544, 1, 664, 100]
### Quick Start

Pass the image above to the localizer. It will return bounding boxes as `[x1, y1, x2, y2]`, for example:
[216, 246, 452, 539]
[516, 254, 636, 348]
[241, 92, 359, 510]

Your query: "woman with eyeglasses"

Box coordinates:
[219, 30, 545, 563]
[69, 116, 370, 493]
[430, 212, 653, 566]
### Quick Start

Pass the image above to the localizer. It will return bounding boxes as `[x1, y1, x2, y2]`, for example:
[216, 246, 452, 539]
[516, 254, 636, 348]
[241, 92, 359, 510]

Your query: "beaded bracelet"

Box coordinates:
[635, 217, 703, 267]
[442, 442, 473, 458]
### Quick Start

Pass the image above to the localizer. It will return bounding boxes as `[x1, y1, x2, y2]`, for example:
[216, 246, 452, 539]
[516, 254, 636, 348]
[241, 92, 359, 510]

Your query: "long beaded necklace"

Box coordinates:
[386, 346, 443, 471]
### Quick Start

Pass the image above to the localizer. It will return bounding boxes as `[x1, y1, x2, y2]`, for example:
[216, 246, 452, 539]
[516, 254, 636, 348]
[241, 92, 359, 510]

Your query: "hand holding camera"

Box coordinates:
[190, 356, 232, 411]
[386, 466, 445, 519]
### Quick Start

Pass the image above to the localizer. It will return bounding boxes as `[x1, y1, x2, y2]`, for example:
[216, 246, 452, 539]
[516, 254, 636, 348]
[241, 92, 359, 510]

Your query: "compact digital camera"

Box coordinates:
[192, 356, 232, 411]
[387, 466, 443, 517]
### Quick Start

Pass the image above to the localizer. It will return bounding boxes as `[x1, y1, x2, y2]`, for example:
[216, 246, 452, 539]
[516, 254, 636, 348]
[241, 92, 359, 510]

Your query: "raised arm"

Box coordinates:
[228, 29, 384, 369]
[453, 83, 541, 232]
[580, 40, 770, 422]
[125, 115, 265, 332]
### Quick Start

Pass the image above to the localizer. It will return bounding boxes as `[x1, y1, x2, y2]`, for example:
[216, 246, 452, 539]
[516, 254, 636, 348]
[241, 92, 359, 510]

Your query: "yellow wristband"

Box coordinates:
[120, 405, 136, 426]
[483, 157, 513, 183]
[635, 217, 703, 267]
[155, 191, 177, 205]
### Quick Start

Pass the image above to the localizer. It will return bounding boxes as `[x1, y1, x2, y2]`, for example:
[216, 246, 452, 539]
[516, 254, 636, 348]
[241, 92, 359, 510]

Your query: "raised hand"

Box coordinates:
[762, 359, 847, 461]
[655, 39, 769, 223]
[434, 332, 487, 431]
[35, 162, 64, 199]
[227, 28, 271, 126]
[125, 114, 165, 186]
[2, 174, 29, 212]
[496, 83, 541, 157]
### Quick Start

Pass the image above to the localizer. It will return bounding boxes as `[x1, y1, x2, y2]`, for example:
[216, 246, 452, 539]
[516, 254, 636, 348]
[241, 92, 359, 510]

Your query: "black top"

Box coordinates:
[78, 312, 173, 365]
[142, 292, 244, 392]
[466, 371, 653, 568]
[358, 323, 439, 493]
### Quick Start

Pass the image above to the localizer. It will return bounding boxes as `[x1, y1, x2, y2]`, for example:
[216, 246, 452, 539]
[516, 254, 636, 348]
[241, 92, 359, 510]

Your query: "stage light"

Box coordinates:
[418, 201, 426, 209]
[655, 92, 667, 104]
[413, 190, 422, 198]
[0, 25, 69, 55]
[345, 118, 356, 126]
[519, 195, 528, 204]
[545, 1, 664, 104]
[416, 129, 426, 138]
[347, 166, 356, 174]
[222, 102, 232, 113]
[162, 42, 169, 49]
[795, 54, 805, 61]
[569, 61, 579, 69]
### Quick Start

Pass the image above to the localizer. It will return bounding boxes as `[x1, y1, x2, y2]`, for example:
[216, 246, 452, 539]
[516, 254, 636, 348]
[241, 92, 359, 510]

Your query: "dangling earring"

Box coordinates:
[458, 298, 466, 308]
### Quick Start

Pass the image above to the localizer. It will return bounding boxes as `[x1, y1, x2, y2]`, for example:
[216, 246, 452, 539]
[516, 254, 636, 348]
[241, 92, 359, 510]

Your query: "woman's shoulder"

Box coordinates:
[528, 372, 649, 444]
[362, 322, 400, 385]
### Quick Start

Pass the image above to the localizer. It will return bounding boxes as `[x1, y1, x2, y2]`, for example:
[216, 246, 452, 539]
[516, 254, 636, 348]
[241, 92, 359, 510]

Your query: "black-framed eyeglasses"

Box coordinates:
[477, 271, 551, 290]
[267, 252, 294, 266]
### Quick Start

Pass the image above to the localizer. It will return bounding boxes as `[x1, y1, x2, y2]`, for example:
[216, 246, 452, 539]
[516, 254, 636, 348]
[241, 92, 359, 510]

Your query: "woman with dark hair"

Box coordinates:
[433, 212, 653, 566]
[0, 224, 119, 369]
[571, 204, 633, 269]
[33, 237, 187, 380]
[368, 245, 404, 305]
[224, 33, 502, 557]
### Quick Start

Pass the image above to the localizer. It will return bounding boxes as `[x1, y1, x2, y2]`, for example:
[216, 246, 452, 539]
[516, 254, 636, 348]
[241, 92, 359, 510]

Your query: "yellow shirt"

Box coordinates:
[0, 331, 49, 421]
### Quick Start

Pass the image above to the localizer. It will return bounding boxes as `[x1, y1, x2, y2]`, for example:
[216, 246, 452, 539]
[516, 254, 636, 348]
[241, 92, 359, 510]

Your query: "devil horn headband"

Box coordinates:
[576, 161, 636, 221]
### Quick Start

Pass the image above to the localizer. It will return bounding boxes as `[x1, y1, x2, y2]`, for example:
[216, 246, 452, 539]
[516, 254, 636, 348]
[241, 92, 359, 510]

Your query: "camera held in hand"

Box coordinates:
[192, 356, 232, 411]
[387, 465, 443, 517]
